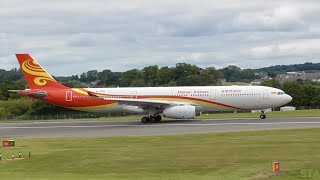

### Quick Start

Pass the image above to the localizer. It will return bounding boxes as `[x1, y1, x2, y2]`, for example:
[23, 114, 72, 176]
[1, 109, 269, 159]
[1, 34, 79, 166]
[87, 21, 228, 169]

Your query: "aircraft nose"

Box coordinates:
[285, 94, 293, 103]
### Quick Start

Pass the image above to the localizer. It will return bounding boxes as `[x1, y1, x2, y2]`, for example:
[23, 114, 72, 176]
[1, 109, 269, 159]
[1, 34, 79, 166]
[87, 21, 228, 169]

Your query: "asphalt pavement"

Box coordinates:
[0, 117, 320, 138]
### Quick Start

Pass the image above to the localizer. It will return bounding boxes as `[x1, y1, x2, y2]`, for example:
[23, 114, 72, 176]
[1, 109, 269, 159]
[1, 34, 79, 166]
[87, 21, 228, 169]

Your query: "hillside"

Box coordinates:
[0, 62, 319, 86]
[255, 62, 320, 73]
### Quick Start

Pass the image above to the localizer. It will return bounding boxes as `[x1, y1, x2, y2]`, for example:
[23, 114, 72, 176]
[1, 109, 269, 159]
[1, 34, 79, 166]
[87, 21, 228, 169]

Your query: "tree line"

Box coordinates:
[256, 62, 320, 74]
[262, 80, 320, 107]
[1, 62, 320, 86]
[76, 63, 251, 87]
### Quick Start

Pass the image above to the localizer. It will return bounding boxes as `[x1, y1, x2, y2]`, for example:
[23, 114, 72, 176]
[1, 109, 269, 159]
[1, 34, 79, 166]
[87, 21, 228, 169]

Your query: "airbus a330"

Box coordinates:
[12, 54, 292, 123]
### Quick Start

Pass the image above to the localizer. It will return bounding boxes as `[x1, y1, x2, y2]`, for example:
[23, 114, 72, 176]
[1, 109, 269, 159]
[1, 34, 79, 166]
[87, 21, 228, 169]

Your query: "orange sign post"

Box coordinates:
[272, 162, 280, 173]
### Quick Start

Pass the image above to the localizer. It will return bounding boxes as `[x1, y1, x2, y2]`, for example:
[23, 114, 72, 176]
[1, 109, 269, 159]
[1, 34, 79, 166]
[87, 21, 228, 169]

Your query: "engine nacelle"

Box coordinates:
[163, 106, 196, 119]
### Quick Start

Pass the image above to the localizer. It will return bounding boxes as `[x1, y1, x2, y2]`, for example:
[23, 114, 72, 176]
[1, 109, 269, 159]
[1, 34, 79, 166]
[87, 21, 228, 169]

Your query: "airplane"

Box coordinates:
[12, 54, 292, 123]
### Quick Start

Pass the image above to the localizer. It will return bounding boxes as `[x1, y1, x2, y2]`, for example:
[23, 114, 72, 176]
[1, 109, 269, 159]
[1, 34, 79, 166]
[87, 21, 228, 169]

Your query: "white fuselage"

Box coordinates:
[82, 86, 292, 113]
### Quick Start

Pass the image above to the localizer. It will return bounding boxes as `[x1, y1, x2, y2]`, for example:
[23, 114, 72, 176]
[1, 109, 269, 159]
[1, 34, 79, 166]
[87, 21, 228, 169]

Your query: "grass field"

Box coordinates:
[199, 109, 320, 119]
[0, 128, 320, 179]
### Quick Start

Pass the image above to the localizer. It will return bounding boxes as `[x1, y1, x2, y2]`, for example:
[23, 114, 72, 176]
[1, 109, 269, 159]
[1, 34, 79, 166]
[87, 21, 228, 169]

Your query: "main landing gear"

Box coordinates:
[260, 110, 267, 119]
[141, 114, 162, 123]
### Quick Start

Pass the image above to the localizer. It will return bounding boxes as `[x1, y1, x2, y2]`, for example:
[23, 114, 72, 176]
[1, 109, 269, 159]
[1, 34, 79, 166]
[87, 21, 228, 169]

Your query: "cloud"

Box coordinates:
[250, 39, 320, 57]
[233, 5, 303, 32]
[0, 0, 320, 75]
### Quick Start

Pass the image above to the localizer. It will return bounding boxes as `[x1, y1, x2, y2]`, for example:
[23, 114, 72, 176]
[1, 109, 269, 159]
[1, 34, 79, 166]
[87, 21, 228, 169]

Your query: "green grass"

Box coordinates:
[1, 129, 320, 179]
[199, 109, 320, 119]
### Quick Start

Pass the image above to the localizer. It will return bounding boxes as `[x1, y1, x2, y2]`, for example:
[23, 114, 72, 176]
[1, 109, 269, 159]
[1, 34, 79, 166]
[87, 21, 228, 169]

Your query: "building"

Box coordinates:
[280, 106, 296, 111]
[276, 71, 320, 83]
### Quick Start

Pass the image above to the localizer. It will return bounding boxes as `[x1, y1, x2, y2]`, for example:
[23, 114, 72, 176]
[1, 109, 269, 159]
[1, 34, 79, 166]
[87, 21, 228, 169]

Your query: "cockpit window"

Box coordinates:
[277, 92, 285, 95]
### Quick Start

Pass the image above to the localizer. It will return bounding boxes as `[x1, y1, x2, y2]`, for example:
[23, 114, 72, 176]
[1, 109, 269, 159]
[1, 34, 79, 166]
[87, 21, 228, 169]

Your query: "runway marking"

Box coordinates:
[1, 122, 320, 129]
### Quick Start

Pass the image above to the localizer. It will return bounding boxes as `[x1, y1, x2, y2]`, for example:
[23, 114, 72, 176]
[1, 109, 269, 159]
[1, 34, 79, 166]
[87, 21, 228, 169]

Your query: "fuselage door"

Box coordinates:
[263, 88, 269, 99]
[210, 90, 216, 100]
[131, 91, 137, 99]
[66, 91, 73, 102]
[260, 88, 270, 109]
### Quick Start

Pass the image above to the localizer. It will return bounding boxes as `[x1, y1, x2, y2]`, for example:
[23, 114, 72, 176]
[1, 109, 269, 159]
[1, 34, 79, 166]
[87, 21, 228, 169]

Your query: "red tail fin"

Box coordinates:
[16, 54, 68, 89]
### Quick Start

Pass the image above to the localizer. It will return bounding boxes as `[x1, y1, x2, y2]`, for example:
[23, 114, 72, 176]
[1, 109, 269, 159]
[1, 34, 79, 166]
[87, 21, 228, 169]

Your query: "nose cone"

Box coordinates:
[285, 94, 293, 104]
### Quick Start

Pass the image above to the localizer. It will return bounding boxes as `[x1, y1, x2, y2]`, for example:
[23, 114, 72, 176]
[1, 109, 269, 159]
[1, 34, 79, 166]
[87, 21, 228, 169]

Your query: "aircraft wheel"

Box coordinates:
[155, 115, 162, 122]
[150, 116, 157, 123]
[141, 117, 149, 123]
[260, 115, 266, 119]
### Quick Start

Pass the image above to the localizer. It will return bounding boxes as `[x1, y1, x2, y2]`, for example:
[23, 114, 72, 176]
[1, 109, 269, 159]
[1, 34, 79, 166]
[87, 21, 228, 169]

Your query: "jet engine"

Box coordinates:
[163, 106, 196, 119]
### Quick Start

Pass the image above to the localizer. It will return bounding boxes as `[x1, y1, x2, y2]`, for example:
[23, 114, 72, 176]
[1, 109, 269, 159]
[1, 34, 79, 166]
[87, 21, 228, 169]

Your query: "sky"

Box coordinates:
[1, 0, 320, 75]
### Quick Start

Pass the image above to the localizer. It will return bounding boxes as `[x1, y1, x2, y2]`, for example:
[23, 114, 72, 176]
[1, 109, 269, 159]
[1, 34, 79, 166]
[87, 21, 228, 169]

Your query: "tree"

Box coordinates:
[176, 75, 210, 86]
[221, 65, 241, 82]
[0, 98, 33, 117]
[62, 80, 86, 88]
[239, 69, 256, 82]
[261, 80, 281, 89]
[86, 70, 98, 82]
[301, 85, 318, 106]
[119, 69, 144, 87]
[267, 72, 277, 78]
[142, 65, 159, 86]
[98, 70, 121, 87]
[156, 66, 173, 86]
[173, 63, 201, 81]
[199, 67, 223, 85]
[0, 79, 25, 100]
[79, 70, 99, 83]
[310, 94, 320, 106]
[130, 79, 146, 87]
[281, 81, 305, 106]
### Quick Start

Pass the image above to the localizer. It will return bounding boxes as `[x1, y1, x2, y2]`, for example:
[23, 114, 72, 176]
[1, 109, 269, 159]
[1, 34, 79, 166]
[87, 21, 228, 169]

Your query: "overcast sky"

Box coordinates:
[1, 0, 320, 75]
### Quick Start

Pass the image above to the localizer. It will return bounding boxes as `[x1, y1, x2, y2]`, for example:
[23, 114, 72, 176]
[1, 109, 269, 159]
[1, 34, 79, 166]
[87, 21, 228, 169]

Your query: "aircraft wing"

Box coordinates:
[100, 97, 197, 109]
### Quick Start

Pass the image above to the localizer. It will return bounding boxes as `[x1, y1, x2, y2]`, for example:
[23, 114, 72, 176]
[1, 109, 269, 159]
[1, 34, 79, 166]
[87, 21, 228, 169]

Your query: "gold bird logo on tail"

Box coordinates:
[21, 59, 56, 86]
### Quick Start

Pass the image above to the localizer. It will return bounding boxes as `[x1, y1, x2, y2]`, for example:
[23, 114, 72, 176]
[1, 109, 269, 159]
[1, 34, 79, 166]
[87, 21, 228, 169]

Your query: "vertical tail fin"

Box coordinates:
[16, 54, 68, 89]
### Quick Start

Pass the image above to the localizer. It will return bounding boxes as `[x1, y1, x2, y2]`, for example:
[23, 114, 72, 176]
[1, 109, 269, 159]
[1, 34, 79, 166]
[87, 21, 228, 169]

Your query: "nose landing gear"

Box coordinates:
[260, 110, 266, 119]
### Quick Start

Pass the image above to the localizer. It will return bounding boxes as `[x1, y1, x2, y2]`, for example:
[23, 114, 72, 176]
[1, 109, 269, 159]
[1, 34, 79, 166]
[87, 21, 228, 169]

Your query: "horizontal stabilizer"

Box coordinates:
[8, 89, 48, 99]
[8, 90, 24, 93]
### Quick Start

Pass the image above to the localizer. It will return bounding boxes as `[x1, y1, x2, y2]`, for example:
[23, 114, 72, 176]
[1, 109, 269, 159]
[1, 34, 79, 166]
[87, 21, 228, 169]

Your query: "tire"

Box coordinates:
[150, 117, 157, 123]
[260, 115, 266, 119]
[155, 115, 162, 122]
[141, 117, 149, 123]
